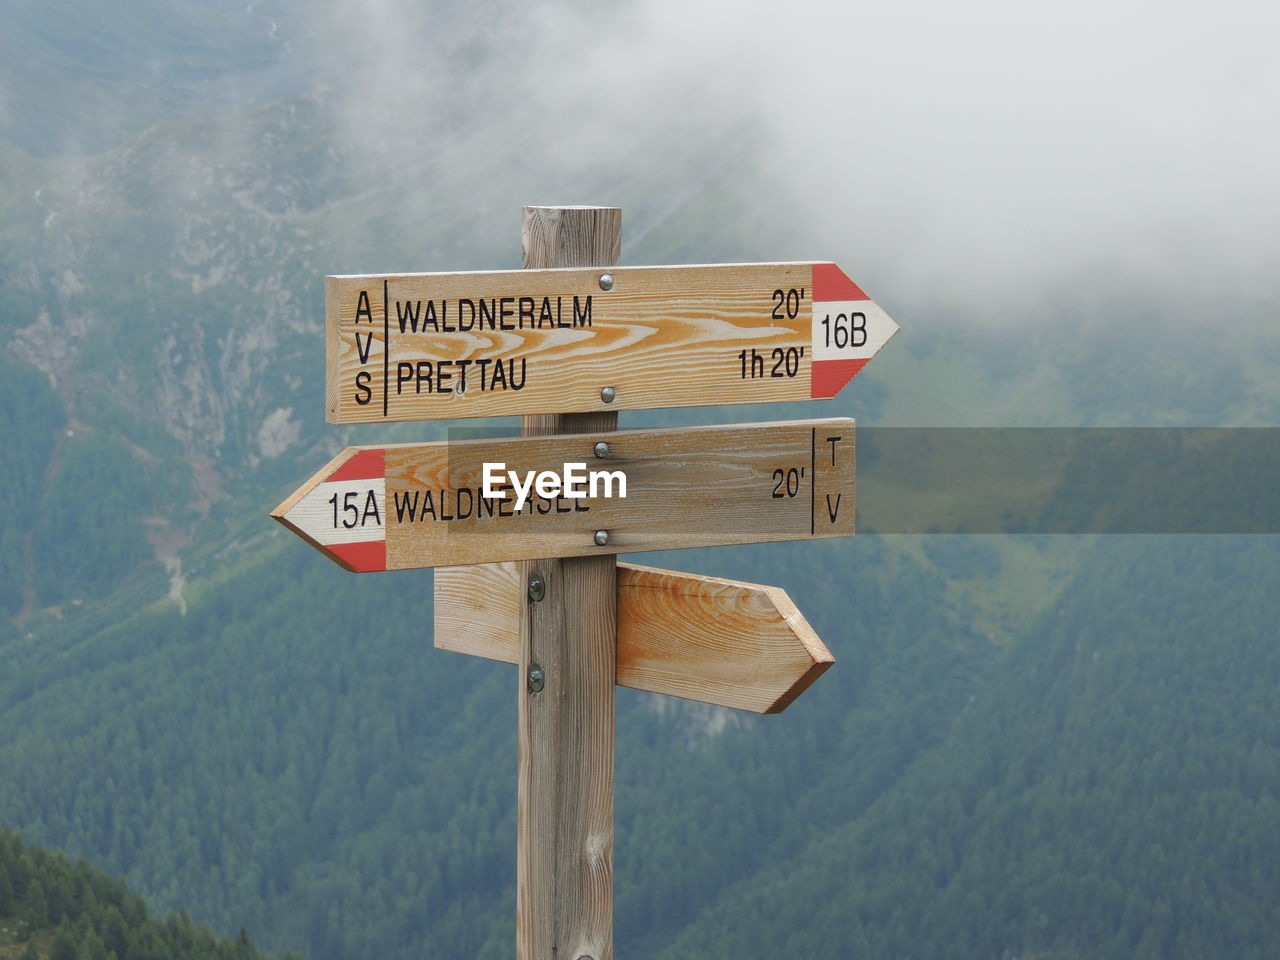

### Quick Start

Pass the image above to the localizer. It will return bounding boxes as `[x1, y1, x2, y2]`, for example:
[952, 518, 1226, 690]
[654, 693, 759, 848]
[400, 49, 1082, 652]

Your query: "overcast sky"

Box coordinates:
[284, 0, 1278, 324]
[8, 0, 1275, 330]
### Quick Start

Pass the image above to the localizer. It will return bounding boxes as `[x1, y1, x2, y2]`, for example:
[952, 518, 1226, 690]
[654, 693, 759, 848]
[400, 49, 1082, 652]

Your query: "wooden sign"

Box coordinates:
[326, 263, 897, 422]
[436, 561, 834, 714]
[275, 206, 884, 960]
[272, 418, 855, 571]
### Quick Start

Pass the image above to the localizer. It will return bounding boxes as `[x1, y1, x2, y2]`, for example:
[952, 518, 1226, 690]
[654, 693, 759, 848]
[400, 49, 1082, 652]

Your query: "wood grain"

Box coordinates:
[272, 418, 856, 571]
[325, 260, 896, 422]
[516, 205, 618, 960]
[436, 561, 834, 714]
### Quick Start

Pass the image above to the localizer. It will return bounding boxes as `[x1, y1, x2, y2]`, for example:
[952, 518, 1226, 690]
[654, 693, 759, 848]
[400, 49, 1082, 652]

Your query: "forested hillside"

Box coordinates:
[0, 529, 999, 959]
[659, 536, 1280, 959]
[6, 529, 1277, 958]
[0, 829, 293, 960]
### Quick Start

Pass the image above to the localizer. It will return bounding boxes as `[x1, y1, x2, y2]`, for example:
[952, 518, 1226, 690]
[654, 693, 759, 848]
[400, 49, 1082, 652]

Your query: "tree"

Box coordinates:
[0, 860, 14, 914]
[49, 925, 84, 960]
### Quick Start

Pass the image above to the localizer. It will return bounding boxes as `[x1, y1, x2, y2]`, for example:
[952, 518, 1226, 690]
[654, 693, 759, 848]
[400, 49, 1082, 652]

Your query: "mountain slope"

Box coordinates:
[2, 5, 1278, 958]
[658, 535, 1280, 959]
[0, 528, 996, 959]
[0, 828, 294, 960]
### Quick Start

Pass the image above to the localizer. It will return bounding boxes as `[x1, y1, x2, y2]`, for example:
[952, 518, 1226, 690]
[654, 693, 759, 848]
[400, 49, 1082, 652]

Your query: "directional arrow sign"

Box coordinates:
[326, 263, 897, 423]
[272, 418, 855, 571]
[436, 561, 834, 714]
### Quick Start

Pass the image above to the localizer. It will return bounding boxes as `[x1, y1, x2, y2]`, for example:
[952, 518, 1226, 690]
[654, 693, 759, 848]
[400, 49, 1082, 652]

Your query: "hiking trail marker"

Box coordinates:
[273, 206, 897, 960]
[326, 262, 897, 423]
[271, 419, 854, 572]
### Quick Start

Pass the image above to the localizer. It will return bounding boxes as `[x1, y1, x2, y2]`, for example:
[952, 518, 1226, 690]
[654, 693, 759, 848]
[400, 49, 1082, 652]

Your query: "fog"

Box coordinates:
[284, 0, 1280, 323]
[7, 0, 1279, 326]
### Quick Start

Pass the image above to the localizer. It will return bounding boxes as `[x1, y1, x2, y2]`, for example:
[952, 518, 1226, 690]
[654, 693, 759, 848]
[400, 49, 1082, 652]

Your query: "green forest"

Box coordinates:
[660, 537, 1280, 959]
[3, 528, 1278, 958]
[0, 829, 293, 960]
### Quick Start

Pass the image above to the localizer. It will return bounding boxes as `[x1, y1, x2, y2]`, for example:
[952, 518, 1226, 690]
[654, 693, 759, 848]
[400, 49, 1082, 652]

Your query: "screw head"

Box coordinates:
[594, 441, 610, 458]
[598, 273, 614, 291]
[527, 666, 545, 693]
[528, 573, 545, 603]
[594, 529, 610, 546]
[600, 386, 616, 404]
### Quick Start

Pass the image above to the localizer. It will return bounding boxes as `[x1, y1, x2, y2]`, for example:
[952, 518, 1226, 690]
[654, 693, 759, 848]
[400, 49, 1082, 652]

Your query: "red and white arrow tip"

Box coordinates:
[809, 263, 899, 399]
[271, 448, 388, 572]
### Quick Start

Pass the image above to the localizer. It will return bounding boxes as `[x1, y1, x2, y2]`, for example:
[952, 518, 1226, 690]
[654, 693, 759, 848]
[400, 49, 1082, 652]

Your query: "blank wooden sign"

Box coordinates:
[436, 561, 834, 714]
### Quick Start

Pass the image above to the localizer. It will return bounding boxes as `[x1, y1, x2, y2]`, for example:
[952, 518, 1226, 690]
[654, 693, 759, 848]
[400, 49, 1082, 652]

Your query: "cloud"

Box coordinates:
[266, 0, 1280, 319]
[751, 0, 1280, 315]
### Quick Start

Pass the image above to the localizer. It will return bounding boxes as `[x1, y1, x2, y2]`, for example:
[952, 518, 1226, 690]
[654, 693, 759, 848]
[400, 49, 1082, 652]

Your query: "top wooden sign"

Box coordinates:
[326, 262, 898, 423]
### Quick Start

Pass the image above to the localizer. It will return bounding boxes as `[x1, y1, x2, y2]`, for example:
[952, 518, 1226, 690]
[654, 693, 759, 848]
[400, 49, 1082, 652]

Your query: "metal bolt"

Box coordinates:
[594, 441, 610, 458]
[527, 666, 545, 693]
[594, 529, 610, 546]
[598, 273, 614, 291]
[600, 386, 616, 404]
[528, 573, 545, 603]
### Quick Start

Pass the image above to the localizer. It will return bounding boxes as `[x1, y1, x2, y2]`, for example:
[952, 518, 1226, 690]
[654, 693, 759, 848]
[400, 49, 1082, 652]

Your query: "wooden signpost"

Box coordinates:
[273, 205, 898, 960]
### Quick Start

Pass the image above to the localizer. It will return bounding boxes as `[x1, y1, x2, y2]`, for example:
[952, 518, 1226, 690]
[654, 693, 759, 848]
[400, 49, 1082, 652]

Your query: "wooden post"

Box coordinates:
[517, 205, 621, 960]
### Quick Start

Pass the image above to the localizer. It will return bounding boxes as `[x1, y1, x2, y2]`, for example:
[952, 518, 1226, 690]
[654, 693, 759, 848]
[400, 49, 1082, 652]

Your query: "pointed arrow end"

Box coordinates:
[272, 503, 387, 573]
[272, 447, 388, 573]
[809, 266, 901, 398]
[811, 358, 871, 399]
[813, 262, 869, 302]
[764, 656, 835, 714]
[327, 540, 387, 573]
[761, 586, 836, 713]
